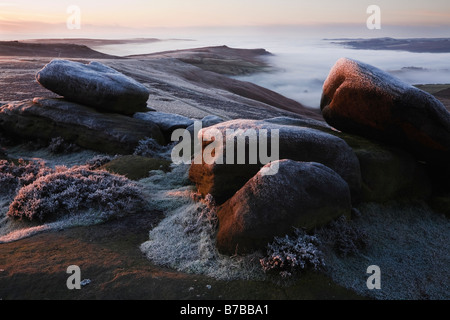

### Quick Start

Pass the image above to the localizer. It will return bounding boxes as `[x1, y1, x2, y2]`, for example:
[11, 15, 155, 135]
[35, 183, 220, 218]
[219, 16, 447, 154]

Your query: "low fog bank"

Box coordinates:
[234, 39, 450, 109]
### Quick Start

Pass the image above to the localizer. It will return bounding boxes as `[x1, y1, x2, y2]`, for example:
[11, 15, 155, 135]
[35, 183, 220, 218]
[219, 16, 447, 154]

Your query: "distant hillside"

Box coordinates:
[331, 38, 450, 53]
[416, 84, 450, 112]
[435, 87, 450, 112]
[0, 41, 119, 59]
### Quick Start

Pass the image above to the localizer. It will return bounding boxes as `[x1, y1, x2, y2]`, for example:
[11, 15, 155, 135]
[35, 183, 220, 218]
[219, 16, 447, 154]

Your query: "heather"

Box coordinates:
[0, 159, 52, 197]
[1, 157, 145, 224]
[7, 165, 145, 222]
[260, 230, 325, 278]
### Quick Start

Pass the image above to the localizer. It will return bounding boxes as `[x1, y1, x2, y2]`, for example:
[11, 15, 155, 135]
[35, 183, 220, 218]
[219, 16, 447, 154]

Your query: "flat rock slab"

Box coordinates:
[320, 57, 450, 164]
[36, 59, 150, 115]
[0, 98, 164, 155]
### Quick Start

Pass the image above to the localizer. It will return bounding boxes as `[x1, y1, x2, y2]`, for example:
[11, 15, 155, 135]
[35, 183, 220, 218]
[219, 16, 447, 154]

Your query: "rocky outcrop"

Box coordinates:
[36, 59, 150, 115]
[266, 117, 433, 202]
[0, 46, 325, 122]
[188, 119, 362, 204]
[112, 52, 323, 121]
[320, 57, 450, 164]
[216, 160, 352, 255]
[0, 98, 164, 154]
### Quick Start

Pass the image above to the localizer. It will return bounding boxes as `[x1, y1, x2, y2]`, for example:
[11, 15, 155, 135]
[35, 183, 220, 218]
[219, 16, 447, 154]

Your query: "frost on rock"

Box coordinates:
[190, 118, 362, 204]
[323, 57, 412, 99]
[36, 59, 150, 115]
[134, 111, 194, 133]
[321, 57, 450, 163]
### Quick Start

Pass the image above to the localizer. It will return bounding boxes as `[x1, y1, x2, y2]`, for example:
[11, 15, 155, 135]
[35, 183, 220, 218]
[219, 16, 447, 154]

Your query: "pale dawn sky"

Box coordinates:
[1, 0, 450, 27]
[0, 0, 449, 38]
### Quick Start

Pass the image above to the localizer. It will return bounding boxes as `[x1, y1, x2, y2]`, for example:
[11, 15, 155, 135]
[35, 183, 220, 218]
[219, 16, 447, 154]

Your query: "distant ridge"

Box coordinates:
[0, 41, 120, 59]
[329, 37, 450, 53]
[20, 38, 162, 47]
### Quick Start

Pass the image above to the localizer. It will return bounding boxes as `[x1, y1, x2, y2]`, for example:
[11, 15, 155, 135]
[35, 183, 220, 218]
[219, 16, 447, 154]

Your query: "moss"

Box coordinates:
[100, 155, 172, 180]
[331, 132, 432, 203]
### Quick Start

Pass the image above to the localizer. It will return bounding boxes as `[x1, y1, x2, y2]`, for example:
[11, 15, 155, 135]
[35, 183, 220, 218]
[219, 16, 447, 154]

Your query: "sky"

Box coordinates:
[1, 0, 450, 37]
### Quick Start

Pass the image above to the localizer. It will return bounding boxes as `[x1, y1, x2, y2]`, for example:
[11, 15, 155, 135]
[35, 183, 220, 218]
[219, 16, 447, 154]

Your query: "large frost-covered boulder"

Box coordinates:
[216, 160, 352, 255]
[320, 58, 450, 164]
[36, 59, 150, 115]
[0, 98, 164, 154]
[188, 119, 361, 204]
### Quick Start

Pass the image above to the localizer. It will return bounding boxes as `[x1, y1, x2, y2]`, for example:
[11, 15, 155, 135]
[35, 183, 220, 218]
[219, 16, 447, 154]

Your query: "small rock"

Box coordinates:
[186, 115, 224, 135]
[134, 111, 194, 134]
[80, 279, 91, 286]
